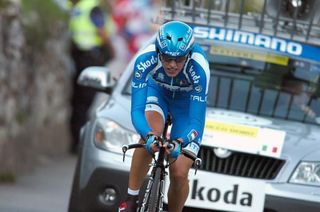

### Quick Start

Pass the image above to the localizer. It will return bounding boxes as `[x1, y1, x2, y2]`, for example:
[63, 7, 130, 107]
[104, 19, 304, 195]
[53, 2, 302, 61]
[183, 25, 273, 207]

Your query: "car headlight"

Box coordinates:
[93, 118, 140, 155]
[289, 162, 320, 186]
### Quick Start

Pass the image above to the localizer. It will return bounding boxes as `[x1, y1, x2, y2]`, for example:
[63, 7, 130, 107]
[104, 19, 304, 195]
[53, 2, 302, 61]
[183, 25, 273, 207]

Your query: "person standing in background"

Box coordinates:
[68, 0, 115, 154]
[112, 0, 161, 60]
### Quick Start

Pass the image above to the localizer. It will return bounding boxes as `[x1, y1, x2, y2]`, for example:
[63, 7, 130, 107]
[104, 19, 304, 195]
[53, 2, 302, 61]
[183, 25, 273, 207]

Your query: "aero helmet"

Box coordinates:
[155, 21, 194, 57]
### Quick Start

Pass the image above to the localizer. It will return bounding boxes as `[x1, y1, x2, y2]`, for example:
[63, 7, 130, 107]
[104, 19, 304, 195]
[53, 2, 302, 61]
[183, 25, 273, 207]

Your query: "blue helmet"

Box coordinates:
[155, 21, 194, 57]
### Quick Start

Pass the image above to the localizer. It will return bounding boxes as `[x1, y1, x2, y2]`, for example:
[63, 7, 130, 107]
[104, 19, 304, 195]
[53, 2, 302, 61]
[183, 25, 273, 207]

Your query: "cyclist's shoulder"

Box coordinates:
[135, 43, 158, 63]
[189, 44, 208, 64]
[188, 44, 209, 72]
[191, 43, 207, 56]
[133, 43, 159, 77]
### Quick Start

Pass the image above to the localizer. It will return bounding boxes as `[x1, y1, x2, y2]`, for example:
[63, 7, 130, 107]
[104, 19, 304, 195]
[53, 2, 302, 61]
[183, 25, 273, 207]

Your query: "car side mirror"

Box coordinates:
[77, 66, 115, 94]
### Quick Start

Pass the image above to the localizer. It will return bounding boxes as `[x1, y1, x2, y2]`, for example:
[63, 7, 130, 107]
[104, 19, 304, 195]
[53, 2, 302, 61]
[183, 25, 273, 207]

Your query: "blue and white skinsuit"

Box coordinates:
[131, 42, 210, 154]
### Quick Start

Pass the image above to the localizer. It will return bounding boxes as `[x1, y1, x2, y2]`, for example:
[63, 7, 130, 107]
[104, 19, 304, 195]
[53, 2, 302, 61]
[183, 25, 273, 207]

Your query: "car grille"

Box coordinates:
[198, 146, 285, 180]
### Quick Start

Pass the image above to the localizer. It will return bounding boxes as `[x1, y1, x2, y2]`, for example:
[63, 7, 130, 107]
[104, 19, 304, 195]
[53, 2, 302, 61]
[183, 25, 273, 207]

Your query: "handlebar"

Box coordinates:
[122, 142, 202, 174]
[122, 143, 144, 153]
[181, 149, 202, 174]
[122, 143, 145, 162]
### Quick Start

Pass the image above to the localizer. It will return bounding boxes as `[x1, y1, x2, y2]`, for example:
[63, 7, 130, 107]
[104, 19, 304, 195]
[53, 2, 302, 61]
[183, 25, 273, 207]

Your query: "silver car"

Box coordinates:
[68, 1, 320, 212]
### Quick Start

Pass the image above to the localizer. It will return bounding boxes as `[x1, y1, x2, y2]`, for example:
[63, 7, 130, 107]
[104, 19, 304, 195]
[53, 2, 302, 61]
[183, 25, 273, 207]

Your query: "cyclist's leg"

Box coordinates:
[167, 97, 198, 212]
[168, 155, 194, 212]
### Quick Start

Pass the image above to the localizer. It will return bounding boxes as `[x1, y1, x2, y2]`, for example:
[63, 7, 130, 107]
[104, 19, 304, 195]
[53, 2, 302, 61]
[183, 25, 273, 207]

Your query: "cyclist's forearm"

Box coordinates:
[131, 109, 151, 138]
[179, 102, 206, 144]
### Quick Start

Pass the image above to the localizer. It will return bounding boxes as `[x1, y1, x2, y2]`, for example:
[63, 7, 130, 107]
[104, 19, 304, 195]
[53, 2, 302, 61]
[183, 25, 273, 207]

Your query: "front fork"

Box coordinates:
[158, 178, 165, 212]
[139, 166, 167, 212]
[139, 175, 153, 211]
[139, 163, 157, 212]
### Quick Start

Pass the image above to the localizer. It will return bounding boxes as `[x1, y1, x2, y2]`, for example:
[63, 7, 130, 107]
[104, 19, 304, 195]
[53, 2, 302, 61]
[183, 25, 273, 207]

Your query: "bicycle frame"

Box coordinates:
[122, 116, 202, 212]
[139, 144, 167, 211]
[139, 116, 171, 212]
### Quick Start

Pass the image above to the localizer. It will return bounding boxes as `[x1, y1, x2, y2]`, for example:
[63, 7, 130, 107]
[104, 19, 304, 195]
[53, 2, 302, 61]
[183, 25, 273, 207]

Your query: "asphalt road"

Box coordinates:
[0, 154, 77, 212]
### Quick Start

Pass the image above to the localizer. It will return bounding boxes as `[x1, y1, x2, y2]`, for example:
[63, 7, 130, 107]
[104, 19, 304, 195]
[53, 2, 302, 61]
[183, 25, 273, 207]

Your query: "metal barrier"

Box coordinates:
[159, 0, 320, 45]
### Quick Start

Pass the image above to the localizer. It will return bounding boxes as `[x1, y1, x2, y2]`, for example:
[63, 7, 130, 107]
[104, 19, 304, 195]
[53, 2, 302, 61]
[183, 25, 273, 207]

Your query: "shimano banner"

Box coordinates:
[193, 25, 320, 62]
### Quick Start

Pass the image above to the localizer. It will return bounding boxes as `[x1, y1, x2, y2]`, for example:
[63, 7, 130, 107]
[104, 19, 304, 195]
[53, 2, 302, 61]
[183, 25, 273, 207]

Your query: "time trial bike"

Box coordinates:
[122, 116, 202, 212]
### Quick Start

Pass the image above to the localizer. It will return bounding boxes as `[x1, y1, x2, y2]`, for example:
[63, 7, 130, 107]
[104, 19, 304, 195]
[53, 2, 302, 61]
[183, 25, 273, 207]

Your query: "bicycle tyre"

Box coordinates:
[147, 167, 162, 212]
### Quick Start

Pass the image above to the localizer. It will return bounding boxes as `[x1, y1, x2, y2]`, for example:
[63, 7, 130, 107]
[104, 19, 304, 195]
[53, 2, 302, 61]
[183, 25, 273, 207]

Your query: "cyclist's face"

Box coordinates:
[160, 54, 187, 77]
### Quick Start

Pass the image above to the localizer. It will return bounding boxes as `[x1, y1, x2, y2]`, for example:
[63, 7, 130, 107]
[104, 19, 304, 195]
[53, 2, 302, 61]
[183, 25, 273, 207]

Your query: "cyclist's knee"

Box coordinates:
[170, 171, 188, 183]
[170, 157, 193, 180]
[170, 166, 189, 182]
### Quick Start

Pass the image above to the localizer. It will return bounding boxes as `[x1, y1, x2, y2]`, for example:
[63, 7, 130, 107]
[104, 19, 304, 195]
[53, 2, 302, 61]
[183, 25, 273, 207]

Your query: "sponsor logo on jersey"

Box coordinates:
[157, 73, 165, 81]
[136, 55, 158, 73]
[184, 141, 200, 155]
[132, 82, 147, 89]
[195, 85, 202, 93]
[135, 71, 142, 79]
[190, 95, 207, 102]
[146, 96, 159, 104]
[188, 65, 201, 84]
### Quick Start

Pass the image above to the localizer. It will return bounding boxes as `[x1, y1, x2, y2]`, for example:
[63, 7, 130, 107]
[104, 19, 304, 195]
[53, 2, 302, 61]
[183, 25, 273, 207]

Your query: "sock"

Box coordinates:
[128, 188, 140, 196]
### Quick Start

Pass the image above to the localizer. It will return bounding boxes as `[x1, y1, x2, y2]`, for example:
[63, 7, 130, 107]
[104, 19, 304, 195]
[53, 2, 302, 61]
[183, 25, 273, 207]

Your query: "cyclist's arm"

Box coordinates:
[180, 49, 210, 145]
[131, 45, 158, 138]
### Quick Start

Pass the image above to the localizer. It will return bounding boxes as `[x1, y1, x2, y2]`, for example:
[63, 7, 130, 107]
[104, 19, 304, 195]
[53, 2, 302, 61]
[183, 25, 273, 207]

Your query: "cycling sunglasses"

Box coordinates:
[160, 53, 188, 64]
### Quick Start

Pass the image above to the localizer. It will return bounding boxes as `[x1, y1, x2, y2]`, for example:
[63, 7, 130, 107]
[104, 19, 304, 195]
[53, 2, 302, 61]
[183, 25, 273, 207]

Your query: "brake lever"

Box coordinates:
[194, 158, 202, 175]
[122, 145, 128, 162]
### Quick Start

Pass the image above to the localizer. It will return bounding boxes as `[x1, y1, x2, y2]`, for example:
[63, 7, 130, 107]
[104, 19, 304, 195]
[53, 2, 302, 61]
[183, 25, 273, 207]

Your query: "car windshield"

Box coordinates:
[206, 45, 320, 125]
[123, 45, 320, 125]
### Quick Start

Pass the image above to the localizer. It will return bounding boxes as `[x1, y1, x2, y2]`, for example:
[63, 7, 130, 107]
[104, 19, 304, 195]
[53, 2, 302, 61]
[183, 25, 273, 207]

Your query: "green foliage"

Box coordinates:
[0, 172, 16, 183]
[21, 0, 68, 50]
[0, 0, 9, 9]
[15, 110, 29, 125]
[232, 0, 265, 13]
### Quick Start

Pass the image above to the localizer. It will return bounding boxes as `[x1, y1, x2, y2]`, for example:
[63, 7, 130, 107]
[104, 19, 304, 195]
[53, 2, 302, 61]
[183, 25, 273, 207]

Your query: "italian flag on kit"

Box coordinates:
[202, 120, 286, 158]
[187, 130, 198, 141]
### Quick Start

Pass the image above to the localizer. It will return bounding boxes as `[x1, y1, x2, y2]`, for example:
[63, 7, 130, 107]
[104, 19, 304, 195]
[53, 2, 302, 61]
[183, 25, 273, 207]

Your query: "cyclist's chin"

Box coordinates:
[165, 70, 180, 77]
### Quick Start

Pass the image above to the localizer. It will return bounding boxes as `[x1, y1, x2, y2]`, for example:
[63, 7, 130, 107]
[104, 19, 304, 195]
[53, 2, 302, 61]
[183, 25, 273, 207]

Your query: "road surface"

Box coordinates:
[0, 154, 77, 212]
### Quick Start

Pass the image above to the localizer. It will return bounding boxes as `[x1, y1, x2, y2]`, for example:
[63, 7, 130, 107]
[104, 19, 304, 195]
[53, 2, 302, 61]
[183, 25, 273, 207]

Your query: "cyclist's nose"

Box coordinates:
[167, 59, 178, 67]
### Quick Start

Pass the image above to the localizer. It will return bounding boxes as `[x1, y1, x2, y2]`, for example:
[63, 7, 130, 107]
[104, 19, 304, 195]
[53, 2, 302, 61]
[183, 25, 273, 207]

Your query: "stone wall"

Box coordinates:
[0, 0, 72, 177]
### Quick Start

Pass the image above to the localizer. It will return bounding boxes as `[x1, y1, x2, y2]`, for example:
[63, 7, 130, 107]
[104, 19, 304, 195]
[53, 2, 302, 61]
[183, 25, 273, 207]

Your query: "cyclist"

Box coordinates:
[119, 20, 210, 212]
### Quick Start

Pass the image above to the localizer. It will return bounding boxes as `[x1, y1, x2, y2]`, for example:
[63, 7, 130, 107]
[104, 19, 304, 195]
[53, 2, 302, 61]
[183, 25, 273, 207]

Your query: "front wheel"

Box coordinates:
[140, 168, 164, 212]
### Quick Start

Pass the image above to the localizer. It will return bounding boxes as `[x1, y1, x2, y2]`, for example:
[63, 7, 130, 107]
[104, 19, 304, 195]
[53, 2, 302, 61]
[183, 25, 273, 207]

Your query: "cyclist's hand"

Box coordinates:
[145, 134, 160, 154]
[167, 139, 181, 159]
